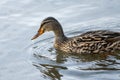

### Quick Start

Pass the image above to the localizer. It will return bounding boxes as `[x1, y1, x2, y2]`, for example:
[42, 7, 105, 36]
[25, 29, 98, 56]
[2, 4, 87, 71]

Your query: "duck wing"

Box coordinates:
[67, 30, 120, 54]
[79, 30, 120, 42]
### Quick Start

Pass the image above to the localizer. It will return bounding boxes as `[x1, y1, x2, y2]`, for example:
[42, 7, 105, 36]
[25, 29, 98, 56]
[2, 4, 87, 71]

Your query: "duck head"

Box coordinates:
[31, 17, 64, 40]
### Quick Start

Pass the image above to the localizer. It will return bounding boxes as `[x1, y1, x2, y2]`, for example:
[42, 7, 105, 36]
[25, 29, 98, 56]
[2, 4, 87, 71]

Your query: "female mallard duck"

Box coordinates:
[32, 17, 120, 54]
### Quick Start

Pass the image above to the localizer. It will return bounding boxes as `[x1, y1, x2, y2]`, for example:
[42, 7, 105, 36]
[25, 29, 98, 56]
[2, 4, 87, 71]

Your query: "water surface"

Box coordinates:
[0, 0, 120, 80]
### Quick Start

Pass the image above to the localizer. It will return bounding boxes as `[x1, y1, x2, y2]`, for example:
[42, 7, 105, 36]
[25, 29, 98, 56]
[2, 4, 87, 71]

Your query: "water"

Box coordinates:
[0, 0, 120, 80]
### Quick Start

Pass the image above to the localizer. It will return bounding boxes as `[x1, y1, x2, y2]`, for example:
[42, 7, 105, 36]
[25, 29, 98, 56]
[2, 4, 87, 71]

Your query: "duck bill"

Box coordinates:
[31, 32, 40, 40]
[31, 28, 44, 40]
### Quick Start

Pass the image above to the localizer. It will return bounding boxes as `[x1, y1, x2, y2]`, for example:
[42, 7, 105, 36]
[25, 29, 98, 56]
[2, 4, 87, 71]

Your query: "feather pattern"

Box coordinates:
[54, 30, 120, 54]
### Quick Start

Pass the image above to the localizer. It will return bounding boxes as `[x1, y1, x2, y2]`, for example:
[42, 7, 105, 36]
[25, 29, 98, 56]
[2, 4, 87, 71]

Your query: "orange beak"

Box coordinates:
[31, 29, 44, 40]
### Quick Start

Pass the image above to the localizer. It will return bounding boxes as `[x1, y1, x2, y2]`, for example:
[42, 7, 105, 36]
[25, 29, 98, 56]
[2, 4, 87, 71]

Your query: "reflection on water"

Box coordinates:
[34, 61, 67, 80]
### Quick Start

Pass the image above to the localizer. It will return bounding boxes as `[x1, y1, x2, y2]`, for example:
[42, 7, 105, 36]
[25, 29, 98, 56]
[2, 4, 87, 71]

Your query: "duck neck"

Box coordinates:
[53, 25, 67, 42]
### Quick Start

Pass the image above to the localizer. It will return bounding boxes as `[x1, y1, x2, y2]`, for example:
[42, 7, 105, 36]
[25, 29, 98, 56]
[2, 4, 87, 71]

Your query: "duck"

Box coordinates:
[31, 17, 120, 54]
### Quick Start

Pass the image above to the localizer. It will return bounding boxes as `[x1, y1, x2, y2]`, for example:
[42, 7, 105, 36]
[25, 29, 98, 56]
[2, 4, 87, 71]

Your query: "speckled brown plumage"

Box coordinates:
[32, 17, 120, 54]
[54, 30, 120, 54]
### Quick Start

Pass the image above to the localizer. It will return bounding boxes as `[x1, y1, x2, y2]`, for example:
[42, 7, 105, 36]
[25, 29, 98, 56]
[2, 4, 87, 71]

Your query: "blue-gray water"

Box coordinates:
[0, 0, 120, 80]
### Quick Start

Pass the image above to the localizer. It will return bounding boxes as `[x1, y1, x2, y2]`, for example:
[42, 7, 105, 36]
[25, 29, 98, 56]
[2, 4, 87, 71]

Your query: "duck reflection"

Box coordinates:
[33, 63, 67, 80]
[56, 50, 109, 62]
[33, 53, 67, 80]
[33, 50, 120, 80]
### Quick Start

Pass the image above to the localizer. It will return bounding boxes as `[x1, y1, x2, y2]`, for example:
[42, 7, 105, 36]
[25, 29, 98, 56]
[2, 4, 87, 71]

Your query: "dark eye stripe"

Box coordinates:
[41, 20, 54, 27]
